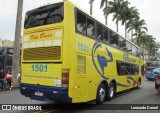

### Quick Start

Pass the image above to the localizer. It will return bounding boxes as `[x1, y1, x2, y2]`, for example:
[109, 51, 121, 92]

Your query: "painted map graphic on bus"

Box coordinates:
[92, 42, 137, 88]
[92, 42, 113, 79]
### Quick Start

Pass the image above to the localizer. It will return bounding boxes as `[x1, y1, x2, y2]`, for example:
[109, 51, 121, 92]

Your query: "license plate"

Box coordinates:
[35, 91, 43, 96]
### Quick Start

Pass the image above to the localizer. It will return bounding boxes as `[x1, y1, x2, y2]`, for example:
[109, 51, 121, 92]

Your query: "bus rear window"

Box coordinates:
[24, 3, 64, 28]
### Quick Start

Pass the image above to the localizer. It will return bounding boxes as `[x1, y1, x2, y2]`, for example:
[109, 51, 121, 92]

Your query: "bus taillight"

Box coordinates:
[62, 70, 69, 88]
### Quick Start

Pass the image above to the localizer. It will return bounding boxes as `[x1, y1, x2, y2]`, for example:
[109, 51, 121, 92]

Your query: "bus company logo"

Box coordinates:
[123, 53, 136, 63]
[31, 34, 38, 40]
[92, 42, 113, 79]
[30, 32, 53, 40]
[40, 32, 53, 38]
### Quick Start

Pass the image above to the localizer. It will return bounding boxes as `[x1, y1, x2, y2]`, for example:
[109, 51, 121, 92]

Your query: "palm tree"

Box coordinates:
[89, 0, 95, 15]
[135, 31, 157, 60]
[12, 0, 23, 87]
[148, 42, 159, 60]
[126, 7, 139, 41]
[100, 0, 108, 25]
[103, 0, 129, 32]
[131, 18, 148, 39]
[121, 6, 140, 39]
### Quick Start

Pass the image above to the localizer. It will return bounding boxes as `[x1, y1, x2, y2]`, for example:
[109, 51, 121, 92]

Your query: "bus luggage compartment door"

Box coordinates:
[21, 63, 62, 87]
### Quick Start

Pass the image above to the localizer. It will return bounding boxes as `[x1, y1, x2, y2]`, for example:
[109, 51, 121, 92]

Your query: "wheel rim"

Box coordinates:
[109, 86, 114, 98]
[99, 88, 105, 101]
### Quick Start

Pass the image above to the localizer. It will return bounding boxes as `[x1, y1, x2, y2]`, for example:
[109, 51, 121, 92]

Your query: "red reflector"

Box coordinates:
[62, 80, 69, 84]
[62, 72, 69, 77]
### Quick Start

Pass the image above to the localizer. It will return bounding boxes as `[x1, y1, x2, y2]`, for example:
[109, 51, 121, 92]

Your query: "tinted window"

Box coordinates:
[87, 17, 95, 37]
[117, 61, 139, 75]
[7, 48, 13, 54]
[24, 3, 64, 28]
[119, 36, 126, 50]
[102, 27, 109, 43]
[96, 23, 103, 40]
[126, 41, 132, 53]
[110, 31, 118, 47]
[117, 61, 125, 75]
[77, 11, 86, 34]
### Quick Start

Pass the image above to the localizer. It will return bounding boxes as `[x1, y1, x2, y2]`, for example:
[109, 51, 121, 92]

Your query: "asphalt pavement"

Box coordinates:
[0, 79, 159, 113]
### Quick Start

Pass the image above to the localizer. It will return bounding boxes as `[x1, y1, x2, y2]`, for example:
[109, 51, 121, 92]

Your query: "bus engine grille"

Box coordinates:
[23, 46, 61, 60]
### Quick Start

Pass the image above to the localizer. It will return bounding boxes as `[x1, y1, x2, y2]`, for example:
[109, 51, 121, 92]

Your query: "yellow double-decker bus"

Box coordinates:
[20, 1, 144, 104]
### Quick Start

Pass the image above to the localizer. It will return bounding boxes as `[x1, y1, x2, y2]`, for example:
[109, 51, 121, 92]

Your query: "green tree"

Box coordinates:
[121, 6, 139, 39]
[100, 0, 108, 25]
[126, 7, 139, 41]
[103, 0, 129, 32]
[131, 18, 148, 39]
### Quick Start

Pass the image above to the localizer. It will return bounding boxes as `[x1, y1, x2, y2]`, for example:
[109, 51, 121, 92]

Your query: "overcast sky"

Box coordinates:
[0, 0, 159, 43]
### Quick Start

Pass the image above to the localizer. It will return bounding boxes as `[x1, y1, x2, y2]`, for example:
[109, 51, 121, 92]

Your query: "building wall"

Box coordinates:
[0, 39, 14, 46]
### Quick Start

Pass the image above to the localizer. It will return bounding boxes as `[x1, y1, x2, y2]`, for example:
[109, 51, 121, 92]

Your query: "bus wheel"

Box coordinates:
[96, 84, 106, 105]
[106, 82, 115, 101]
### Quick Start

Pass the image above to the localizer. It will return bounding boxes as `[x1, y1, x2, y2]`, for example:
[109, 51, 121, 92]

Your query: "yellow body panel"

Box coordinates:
[21, 1, 144, 103]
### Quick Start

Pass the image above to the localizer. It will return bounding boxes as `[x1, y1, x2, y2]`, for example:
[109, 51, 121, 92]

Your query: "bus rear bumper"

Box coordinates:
[20, 83, 72, 103]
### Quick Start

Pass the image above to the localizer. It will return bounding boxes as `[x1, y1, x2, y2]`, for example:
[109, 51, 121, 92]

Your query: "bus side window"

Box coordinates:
[76, 10, 87, 34]
[110, 31, 118, 48]
[86, 17, 95, 38]
[102, 27, 109, 44]
[132, 45, 137, 56]
[119, 36, 126, 50]
[126, 41, 132, 53]
[96, 23, 103, 41]
[117, 61, 125, 75]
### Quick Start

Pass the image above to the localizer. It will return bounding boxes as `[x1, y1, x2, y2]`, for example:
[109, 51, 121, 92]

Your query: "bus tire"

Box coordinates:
[96, 83, 106, 105]
[106, 82, 115, 101]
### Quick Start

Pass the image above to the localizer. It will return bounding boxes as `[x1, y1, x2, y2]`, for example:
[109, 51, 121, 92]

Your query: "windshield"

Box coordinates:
[24, 3, 63, 29]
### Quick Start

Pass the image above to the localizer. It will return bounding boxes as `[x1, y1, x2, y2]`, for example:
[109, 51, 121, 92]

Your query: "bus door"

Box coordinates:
[72, 55, 87, 102]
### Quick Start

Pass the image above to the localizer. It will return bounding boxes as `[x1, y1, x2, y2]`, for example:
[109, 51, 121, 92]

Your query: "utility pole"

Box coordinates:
[12, 0, 23, 87]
